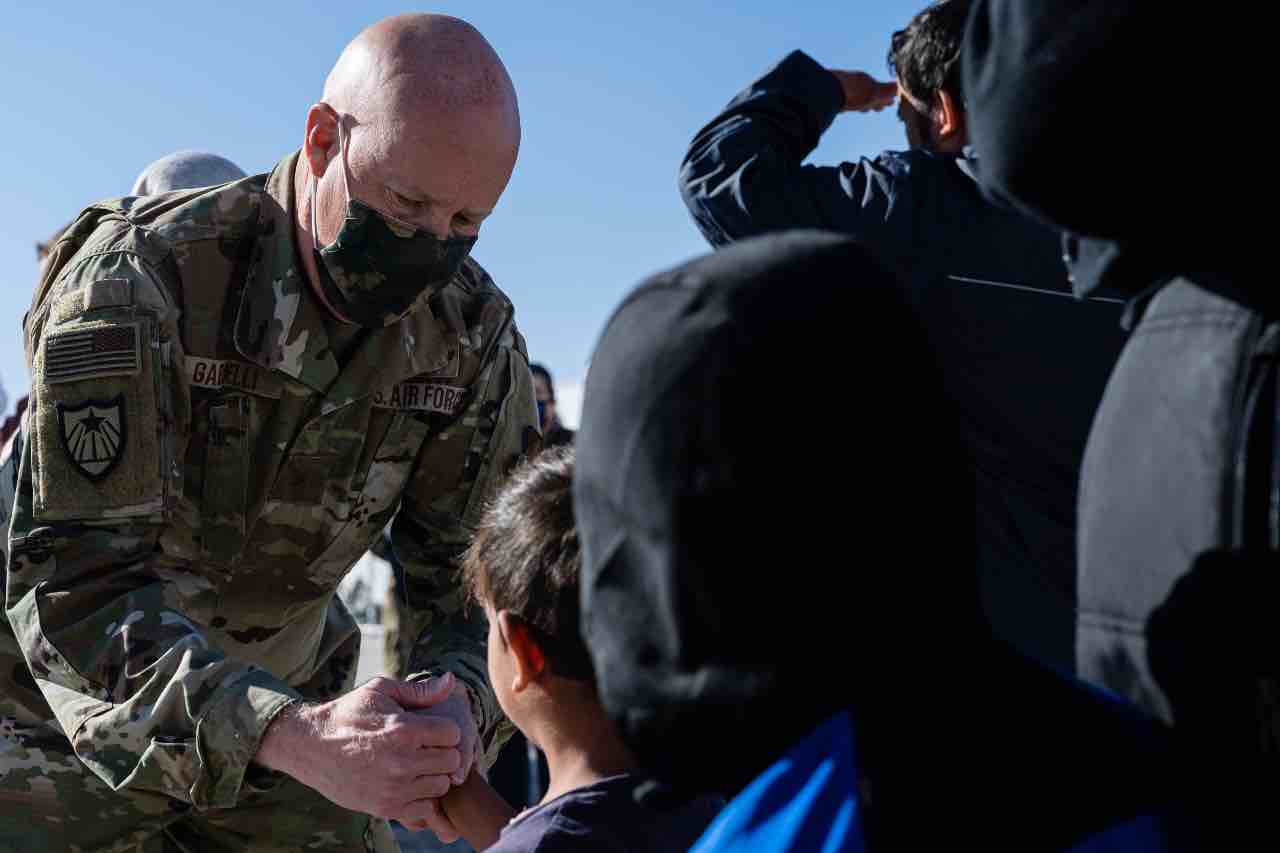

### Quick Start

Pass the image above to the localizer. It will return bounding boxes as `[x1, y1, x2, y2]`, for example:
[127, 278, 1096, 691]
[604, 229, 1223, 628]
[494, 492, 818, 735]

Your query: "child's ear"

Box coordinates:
[498, 610, 546, 692]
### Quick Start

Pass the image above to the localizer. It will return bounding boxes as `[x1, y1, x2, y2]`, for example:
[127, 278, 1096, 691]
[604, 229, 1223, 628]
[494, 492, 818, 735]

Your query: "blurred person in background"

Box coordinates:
[530, 363, 573, 448]
[130, 150, 246, 195]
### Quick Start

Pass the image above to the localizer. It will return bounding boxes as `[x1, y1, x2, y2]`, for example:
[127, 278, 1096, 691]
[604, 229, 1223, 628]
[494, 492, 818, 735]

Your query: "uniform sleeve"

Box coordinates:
[679, 50, 914, 258]
[389, 314, 539, 768]
[4, 247, 300, 810]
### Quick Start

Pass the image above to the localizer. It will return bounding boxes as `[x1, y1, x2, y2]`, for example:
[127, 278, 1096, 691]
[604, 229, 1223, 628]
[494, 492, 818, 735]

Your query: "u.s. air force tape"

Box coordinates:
[373, 382, 467, 415]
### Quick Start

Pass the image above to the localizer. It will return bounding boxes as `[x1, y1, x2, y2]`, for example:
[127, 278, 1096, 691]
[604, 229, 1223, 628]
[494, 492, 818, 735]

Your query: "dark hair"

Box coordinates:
[888, 0, 973, 111]
[461, 445, 591, 680]
[529, 363, 555, 400]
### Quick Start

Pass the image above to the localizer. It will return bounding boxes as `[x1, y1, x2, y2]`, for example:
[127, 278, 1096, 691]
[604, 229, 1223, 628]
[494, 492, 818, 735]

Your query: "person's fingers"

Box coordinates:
[854, 82, 897, 112]
[389, 712, 462, 750]
[396, 798, 461, 843]
[384, 746, 462, 780]
[340, 769, 452, 818]
[367, 673, 456, 710]
[451, 728, 478, 785]
[399, 772, 455, 802]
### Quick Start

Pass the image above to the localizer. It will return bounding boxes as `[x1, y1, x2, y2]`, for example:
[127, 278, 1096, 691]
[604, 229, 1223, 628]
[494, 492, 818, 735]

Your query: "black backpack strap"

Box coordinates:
[1222, 318, 1280, 757]
[1229, 321, 1280, 550]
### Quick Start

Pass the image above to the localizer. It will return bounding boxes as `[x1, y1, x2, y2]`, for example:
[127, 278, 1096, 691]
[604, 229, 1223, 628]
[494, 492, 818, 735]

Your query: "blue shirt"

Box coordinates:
[690, 693, 1196, 852]
[689, 712, 865, 853]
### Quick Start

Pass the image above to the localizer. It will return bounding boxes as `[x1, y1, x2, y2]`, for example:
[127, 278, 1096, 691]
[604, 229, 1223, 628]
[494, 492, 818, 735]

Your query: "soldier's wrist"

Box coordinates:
[252, 699, 311, 776]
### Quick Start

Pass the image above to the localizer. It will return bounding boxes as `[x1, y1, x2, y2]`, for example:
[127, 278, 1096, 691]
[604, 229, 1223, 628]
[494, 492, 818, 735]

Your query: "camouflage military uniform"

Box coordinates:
[0, 152, 539, 852]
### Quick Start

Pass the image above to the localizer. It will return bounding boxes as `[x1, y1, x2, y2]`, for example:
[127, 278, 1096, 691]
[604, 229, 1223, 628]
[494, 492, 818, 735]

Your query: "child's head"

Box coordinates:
[462, 445, 593, 731]
[573, 233, 980, 795]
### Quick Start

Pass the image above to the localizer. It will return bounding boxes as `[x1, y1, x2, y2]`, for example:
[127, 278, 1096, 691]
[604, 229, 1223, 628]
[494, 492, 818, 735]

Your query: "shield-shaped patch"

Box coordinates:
[56, 395, 127, 481]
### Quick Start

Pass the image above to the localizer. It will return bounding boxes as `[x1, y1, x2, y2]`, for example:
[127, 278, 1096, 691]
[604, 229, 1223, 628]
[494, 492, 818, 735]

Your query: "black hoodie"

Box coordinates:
[573, 233, 1195, 849]
[962, 2, 1280, 786]
[962, 0, 1255, 303]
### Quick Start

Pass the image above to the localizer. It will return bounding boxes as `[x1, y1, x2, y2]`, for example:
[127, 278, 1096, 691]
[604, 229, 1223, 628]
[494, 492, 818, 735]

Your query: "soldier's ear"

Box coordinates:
[303, 104, 341, 178]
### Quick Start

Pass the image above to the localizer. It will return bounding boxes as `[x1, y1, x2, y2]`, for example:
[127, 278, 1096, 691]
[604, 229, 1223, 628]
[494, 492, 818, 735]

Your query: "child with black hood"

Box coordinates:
[572, 232, 1202, 850]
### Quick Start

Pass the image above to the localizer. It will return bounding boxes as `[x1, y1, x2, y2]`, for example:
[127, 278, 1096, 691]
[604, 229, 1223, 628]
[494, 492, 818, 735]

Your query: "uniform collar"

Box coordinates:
[233, 151, 456, 406]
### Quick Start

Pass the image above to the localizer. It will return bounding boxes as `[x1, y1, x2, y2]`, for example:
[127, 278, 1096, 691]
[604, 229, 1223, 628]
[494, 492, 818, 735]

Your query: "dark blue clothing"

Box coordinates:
[487, 774, 721, 852]
[690, 666, 1199, 852]
[963, 3, 1280, 770]
[679, 50, 1127, 673]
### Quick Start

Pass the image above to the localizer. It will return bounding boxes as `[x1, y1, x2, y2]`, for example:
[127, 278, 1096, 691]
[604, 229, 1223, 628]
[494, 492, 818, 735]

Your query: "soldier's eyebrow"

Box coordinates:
[426, 192, 493, 220]
[388, 183, 492, 219]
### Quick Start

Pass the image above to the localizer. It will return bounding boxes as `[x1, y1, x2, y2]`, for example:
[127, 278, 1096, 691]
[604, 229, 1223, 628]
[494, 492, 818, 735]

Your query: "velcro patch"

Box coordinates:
[373, 382, 467, 415]
[83, 278, 133, 311]
[185, 356, 283, 399]
[57, 395, 126, 480]
[45, 323, 140, 384]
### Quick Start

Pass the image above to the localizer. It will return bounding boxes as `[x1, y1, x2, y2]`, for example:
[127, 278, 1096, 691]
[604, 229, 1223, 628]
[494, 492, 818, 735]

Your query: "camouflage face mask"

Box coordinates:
[311, 121, 477, 328]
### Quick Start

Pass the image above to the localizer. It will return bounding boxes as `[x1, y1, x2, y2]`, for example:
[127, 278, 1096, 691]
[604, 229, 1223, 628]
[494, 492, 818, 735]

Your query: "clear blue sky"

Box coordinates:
[2, 0, 922, 424]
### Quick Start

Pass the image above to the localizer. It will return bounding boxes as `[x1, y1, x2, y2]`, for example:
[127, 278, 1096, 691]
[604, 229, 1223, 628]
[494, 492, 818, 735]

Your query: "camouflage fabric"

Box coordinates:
[0, 151, 538, 851]
[0, 703, 400, 853]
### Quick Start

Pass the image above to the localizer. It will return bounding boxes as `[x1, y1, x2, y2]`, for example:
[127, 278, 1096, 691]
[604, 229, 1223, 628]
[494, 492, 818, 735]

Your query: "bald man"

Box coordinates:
[1, 15, 536, 852]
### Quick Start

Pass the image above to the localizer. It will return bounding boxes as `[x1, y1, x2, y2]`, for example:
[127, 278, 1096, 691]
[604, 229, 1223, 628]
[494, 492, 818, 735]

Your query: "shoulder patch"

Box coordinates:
[44, 323, 140, 384]
[56, 395, 126, 480]
[32, 313, 170, 521]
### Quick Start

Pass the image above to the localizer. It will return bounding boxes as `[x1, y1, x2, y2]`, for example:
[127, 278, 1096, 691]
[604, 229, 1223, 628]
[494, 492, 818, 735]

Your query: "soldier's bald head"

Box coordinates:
[323, 14, 520, 151]
[299, 14, 520, 251]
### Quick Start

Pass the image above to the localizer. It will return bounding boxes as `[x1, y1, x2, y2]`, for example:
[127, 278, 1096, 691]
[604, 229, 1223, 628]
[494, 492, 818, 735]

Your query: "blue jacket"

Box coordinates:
[679, 51, 1127, 673]
[689, 658, 1200, 852]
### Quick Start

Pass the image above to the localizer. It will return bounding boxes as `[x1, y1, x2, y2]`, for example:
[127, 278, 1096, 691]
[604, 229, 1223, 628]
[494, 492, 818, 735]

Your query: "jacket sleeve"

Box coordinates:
[680, 50, 914, 260]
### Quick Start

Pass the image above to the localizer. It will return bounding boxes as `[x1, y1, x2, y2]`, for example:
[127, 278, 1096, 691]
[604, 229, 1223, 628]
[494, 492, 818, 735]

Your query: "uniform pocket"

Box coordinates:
[198, 394, 252, 562]
[309, 412, 432, 590]
[355, 412, 431, 525]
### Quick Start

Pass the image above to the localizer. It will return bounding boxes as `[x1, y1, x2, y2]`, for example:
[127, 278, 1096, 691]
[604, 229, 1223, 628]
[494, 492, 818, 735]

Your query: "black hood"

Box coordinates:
[962, 1, 1258, 305]
[573, 232, 983, 796]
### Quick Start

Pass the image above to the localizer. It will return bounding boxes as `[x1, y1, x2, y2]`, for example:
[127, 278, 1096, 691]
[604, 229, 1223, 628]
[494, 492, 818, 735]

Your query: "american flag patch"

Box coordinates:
[45, 324, 140, 384]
